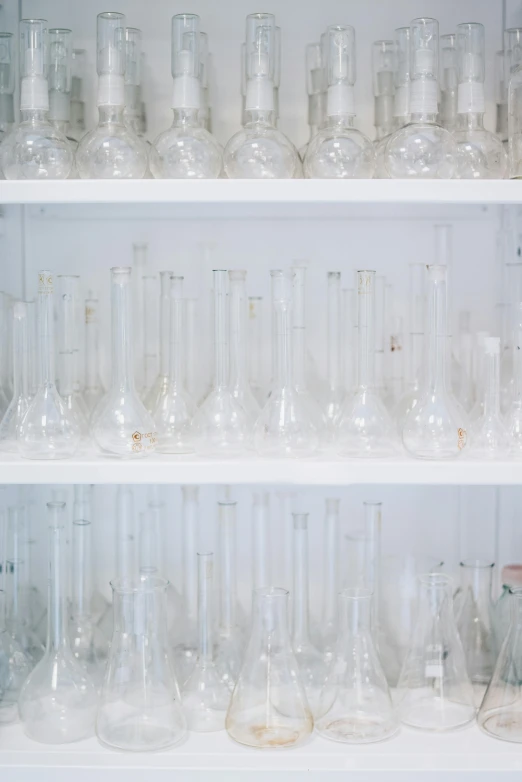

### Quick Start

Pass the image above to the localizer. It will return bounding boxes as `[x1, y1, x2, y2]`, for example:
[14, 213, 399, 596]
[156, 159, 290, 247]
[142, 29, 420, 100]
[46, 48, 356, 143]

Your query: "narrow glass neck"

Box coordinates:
[419, 577, 453, 619]
[159, 272, 171, 378]
[293, 327, 307, 389]
[326, 114, 355, 128]
[327, 274, 341, 392]
[408, 331, 424, 387]
[219, 503, 237, 632]
[5, 507, 28, 628]
[460, 561, 493, 603]
[375, 121, 394, 139]
[47, 511, 68, 651]
[338, 591, 373, 635]
[172, 108, 199, 127]
[356, 272, 376, 390]
[293, 514, 311, 643]
[85, 301, 101, 389]
[111, 270, 135, 392]
[322, 501, 339, 624]
[251, 590, 290, 642]
[274, 301, 293, 389]
[410, 112, 438, 124]
[483, 350, 501, 416]
[252, 494, 270, 589]
[244, 109, 276, 126]
[426, 267, 448, 393]
[197, 553, 214, 663]
[116, 487, 135, 580]
[20, 108, 49, 123]
[229, 274, 249, 388]
[213, 271, 229, 390]
[37, 273, 56, 389]
[71, 520, 92, 618]
[457, 113, 485, 130]
[364, 503, 382, 614]
[98, 105, 125, 124]
[181, 487, 199, 623]
[51, 119, 70, 135]
[248, 298, 263, 389]
[513, 317, 522, 402]
[12, 308, 29, 399]
[169, 279, 185, 386]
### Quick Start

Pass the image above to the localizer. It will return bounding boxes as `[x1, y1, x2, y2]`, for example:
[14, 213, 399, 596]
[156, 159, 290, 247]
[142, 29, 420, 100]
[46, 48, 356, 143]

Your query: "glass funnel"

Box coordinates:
[0, 301, 30, 451]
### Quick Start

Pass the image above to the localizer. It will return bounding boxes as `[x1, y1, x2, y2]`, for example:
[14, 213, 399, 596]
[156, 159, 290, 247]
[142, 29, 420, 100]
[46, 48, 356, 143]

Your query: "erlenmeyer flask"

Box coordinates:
[83, 296, 105, 415]
[96, 574, 186, 751]
[182, 553, 231, 731]
[402, 265, 468, 459]
[18, 271, 80, 460]
[505, 303, 522, 457]
[336, 271, 396, 457]
[215, 501, 244, 690]
[252, 491, 271, 590]
[322, 273, 345, 439]
[396, 573, 475, 731]
[172, 486, 199, 683]
[19, 502, 98, 744]
[229, 270, 260, 427]
[0, 302, 30, 450]
[394, 264, 425, 433]
[254, 271, 319, 457]
[316, 588, 399, 743]
[91, 267, 157, 458]
[455, 560, 496, 707]
[317, 498, 340, 660]
[226, 587, 313, 749]
[145, 270, 172, 413]
[468, 337, 509, 458]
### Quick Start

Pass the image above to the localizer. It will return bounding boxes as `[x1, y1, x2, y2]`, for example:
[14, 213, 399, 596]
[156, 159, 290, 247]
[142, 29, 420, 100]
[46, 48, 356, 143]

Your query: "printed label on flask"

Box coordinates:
[38, 272, 53, 294]
[131, 430, 157, 453]
[457, 428, 467, 450]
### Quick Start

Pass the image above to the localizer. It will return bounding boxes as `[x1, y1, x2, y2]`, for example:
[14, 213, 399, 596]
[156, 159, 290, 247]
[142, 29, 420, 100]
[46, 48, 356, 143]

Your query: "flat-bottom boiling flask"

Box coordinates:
[96, 575, 186, 752]
[396, 573, 475, 731]
[0, 589, 32, 724]
[226, 587, 313, 749]
[315, 589, 399, 743]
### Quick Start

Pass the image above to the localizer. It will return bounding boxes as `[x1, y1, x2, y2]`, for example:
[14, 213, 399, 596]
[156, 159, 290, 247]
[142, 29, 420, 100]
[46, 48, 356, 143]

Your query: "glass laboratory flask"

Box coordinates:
[505, 29, 522, 178]
[317, 498, 340, 659]
[439, 34, 458, 132]
[394, 263, 425, 434]
[56, 275, 89, 438]
[402, 265, 468, 459]
[19, 502, 98, 744]
[0, 32, 15, 144]
[229, 270, 260, 426]
[145, 270, 172, 412]
[373, 41, 396, 179]
[505, 304, 522, 457]
[322, 273, 345, 440]
[468, 337, 509, 459]
[226, 587, 313, 749]
[0, 294, 11, 418]
[47, 28, 77, 150]
[96, 574, 186, 752]
[172, 486, 199, 683]
[91, 268, 157, 458]
[83, 296, 105, 415]
[396, 573, 475, 731]
[0, 301, 30, 451]
[493, 565, 522, 653]
[18, 271, 80, 460]
[0, 588, 32, 724]
[315, 588, 399, 743]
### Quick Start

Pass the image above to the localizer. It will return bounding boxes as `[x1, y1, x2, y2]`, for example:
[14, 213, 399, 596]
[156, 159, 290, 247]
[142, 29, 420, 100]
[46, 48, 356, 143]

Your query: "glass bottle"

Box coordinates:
[402, 265, 468, 459]
[337, 270, 396, 457]
[292, 266, 324, 435]
[454, 24, 507, 179]
[226, 587, 313, 749]
[182, 553, 231, 731]
[506, 303, 522, 457]
[248, 295, 265, 406]
[0, 301, 30, 450]
[394, 265, 425, 436]
[507, 28, 522, 179]
[254, 270, 319, 457]
[1, 20, 73, 180]
[223, 13, 301, 179]
[48, 28, 76, 149]
[252, 491, 270, 590]
[468, 337, 509, 458]
[229, 270, 260, 426]
[385, 18, 457, 179]
[318, 498, 339, 659]
[392, 27, 411, 132]
[18, 271, 80, 460]
[57, 275, 89, 437]
[91, 268, 157, 458]
[150, 14, 222, 178]
[396, 573, 475, 731]
[69, 48, 86, 142]
[304, 26, 374, 178]
[96, 574, 186, 751]
[173, 485, 199, 682]
[315, 588, 399, 743]
[83, 296, 105, 415]
[76, 12, 148, 179]
[0, 32, 15, 143]
[323, 272, 344, 438]
[495, 49, 509, 146]
[0, 587, 32, 724]
[299, 42, 326, 160]
[373, 40, 396, 178]
[145, 270, 172, 413]
[440, 33, 458, 132]
[19, 502, 98, 744]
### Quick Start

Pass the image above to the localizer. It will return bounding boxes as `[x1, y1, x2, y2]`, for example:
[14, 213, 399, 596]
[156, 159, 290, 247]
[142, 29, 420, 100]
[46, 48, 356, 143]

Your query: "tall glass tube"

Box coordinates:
[469, 337, 509, 458]
[506, 28, 522, 178]
[215, 501, 244, 690]
[145, 271, 171, 412]
[143, 274, 158, 395]
[440, 33, 458, 132]
[132, 242, 147, 394]
[0, 301, 30, 450]
[83, 296, 105, 414]
[319, 497, 339, 658]
[229, 270, 259, 425]
[0, 32, 15, 139]
[342, 287, 355, 394]
[506, 302, 522, 455]
[248, 296, 264, 405]
[292, 266, 324, 432]
[115, 485, 136, 580]
[323, 272, 344, 433]
[252, 491, 270, 590]
[48, 28, 72, 139]
[57, 275, 88, 436]
[0, 293, 11, 417]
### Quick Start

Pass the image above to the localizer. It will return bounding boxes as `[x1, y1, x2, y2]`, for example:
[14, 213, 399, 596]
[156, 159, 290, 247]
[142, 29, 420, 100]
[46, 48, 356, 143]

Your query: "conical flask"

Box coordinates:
[18, 502, 98, 744]
[226, 587, 313, 749]
[0, 301, 31, 450]
[396, 573, 475, 731]
[228, 270, 260, 427]
[478, 586, 522, 742]
[91, 267, 157, 458]
[96, 574, 186, 751]
[468, 337, 509, 458]
[0, 587, 32, 724]
[315, 588, 399, 743]
[18, 271, 80, 460]
[182, 553, 231, 731]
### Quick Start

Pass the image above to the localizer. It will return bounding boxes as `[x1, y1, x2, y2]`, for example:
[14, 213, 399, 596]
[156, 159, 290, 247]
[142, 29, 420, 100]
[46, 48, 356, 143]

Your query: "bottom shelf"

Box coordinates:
[1, 723, 521, 780]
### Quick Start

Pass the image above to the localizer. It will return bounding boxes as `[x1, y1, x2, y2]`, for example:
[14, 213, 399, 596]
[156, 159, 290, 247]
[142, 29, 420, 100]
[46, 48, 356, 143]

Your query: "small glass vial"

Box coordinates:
[304, 26, 374, 178]
[373, 40, 395, 178]
[440, 34, 458, 132]
[0, 32, 15, 143]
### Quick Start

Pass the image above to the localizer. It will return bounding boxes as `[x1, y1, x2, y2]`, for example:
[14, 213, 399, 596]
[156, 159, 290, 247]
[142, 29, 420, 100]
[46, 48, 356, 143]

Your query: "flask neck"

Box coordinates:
[338, 589, 373, 637]
[251, 588, 291, 645]
[229, 275, 249, 389]
[327, 275, 341, 393]
[322, 508, 339, 625]
[172, 108, 200, 128]
[20, 108, 50, 125]
[425, 268, 449, 394]
[496, 102, 508, 140]
[159, 273, 171, 379]
[181, 489, 199, 624]
[51, 119, 70, 136]
[408, 331, 424, 388]
[292, 519, 312, 644]
[5, 508, 28, 631]
[47, 521, 69, 651]
[85, 303, 102, 390]
[457, 113, 485, 131]
[98, 105, 125, 126]
[219, 505, 238, 633]
[213, 272, 230, 391]
[71, 519, 93, 620]
[356, 272, 376, 391]
[410, 112, 438, 124]
[274, 301, 293, 390]
[169, 283, 185, 389]
[197, 554, 214, 664]
[482, 349, 501, 417]
[459, 561, 493, 606]
[244, 109, 276, 127]
[37, 272, 57, 390]
[292, 327, 307, 390]
[110, 269, 136, 393]
[326, 114, 356, 129]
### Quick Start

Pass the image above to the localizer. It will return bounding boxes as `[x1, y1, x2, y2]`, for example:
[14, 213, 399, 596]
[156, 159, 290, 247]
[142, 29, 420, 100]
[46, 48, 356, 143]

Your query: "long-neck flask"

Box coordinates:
[252, 491, 270, 590]
[226, 587, 313, 748]
[0, 293, 11, 417]
[299, 42, 326, 160]
[396, 573, 475, 731]
[254, 270, 319, 457]
[0, 301, 30, 450]
[173, 485, 200, 681]
[215, 501, 244, 690]
[496, 49, 509, 145]
[123, 27, 143, 136]
[469, 337, 509, 458]
[402, 265, 468, 459]
[318, 498, 340, 659]
[342, 287, 355, 394]
[76, 12, 147, 178]
[56, 275, 89, 437]
[228, 270, 260, 425]
[316, 588, 399, 743]
[292, 266, 323, 428]
[323, 272, 344, 436]
[440, 33, 458, 132]
[373, 40, 396, 178]
[0, 586, 32, 724]
[248, 295, 265, 406]
[48, 28, 76, 149]
[131, 242, 147, 396]
[69, 48, 86, 142]
[182, 553, 231, 731]
[83, 296, 105, 414]
[506, 303, 522, 456]
[393, 26, 411, 130]
[142, 274, 159, 395]
[145, 270, 173, 413]
[18, 271, 80, 460]
[193, 270, 248, 457]
[91, 267, 157, 458]
[19, 502, 98, 744]
[337, 270, 395, 457]
[0, 32, 15, 143]
[506, 28, 522, 179]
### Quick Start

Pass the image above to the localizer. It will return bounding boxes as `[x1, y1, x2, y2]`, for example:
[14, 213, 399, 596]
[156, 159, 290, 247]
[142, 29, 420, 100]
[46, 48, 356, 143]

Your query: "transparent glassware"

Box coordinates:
[317, 498, 340, 660]
[123, 27, 143, 137]
[173, 486, 199, 683]
[299, 42, 326, 160]
[0, 301, 30, 450]
[18, 271, 80, 460]
[385, 19, 457, 179]
[322, 272, 344, 439]
[440, 33, 458, 132]
[150, 14, 222, 178]
[374, 275, 387, 400]
[495, 49, 508, 145]
[76, 12, 148, 179]
[131, 242, 147, 397]
[226, 587, 313, 749]
[478, 587, 522, 741]
[468, 337, 509, 458]
[0, 293, 11, 417]
[336, 271, 396, 457]
[83, 296, 105, 415]
[402, 265, 468, 459]
[373, 40, 395, 179]
[91, 268, 157, 458]
[142, 273, 159, 395]
[248, 295, 265, 406]
[316, 588, 399, 743]
[252, 491, 271, 590]
[454, 24, 507, 179]
[494, 565, 522, 652]
[182, 553, 231, 731]
[304, 26, 374, 178]
[254, 270, 319, 457]
[56, 275, 89, 438]
[193, 270, 248, 457]
[507, 28, 522, 178]
[198, 32, 211, 132]
[1, 20, 73, 179]
[229, 270, 260, 426]
[69, 48, 86, 142]
[392, 27, 411, 132]
[505, 303, 522, 456]
[19, 502, 98, 744]
[0, 32, 15, 144]
[96, 574, 186, 752]
[224, 14, 302, 179]
[0, 587, 32, 724]
[48, 28, 77, 151]
[145, 270, 171, 413]
[396, 573, 475, 731]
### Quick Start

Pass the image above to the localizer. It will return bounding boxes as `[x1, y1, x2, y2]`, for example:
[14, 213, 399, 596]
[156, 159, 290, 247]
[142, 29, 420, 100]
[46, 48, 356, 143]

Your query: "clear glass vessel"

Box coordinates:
[56, 275, 89, 437]
[83, 296, 105, 414]
[385, 19, 457, 178]
[373, 40, 395, 178]
[198, 31, 211, 132]
[142, 273, 159, 395]
[299, 42, 326, 160]
[0, 32, 15, 144]
[507, 28, 522, 178]
[322, 272, 344, 437]
[304, 26, 374, 178]
[76, 12, 148, 179]
[468, 337, 509, 458]
[493, 565, 522, 653]
[91, 268, 157, 458]
[0, 293, 11, 416]
[48, 28, 76, 150]
[224, 13, 302, 179]
[226, 587, 313, 749]
[69, 48, 86, 142]
[1, 20, 73, 179]
[123, 28, 143, 137]
[505, 303, 522, 456]
[495, 49, 508, 145]
[454, 24, 507, 179]
[173, 485, 199, 682]
[229, 270, 260, 426]
[0, 301, 30, 450]
[317, 498, 340, 659]
[150, 14, 222, 178]
[248, 295, 265, 405]
[393, 27, 411, 132]
[145, 270, 171, 413]
[440, 33, 458, 132]
[252, 491, 271, 590]
[19, 502, 98, 744]
[0, 586, 32, 724]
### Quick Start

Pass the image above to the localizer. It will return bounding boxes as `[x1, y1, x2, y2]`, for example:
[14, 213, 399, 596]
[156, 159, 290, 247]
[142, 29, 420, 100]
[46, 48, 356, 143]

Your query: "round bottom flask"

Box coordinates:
[454, 130, 508, 179]
[76, 122, 148, 179]
[224, 124, 302, 179]
[151, 126, 222, 179]
[1, 122, 73, 180]
[385, 123, 457, 178]
[304, 127, 375, 178]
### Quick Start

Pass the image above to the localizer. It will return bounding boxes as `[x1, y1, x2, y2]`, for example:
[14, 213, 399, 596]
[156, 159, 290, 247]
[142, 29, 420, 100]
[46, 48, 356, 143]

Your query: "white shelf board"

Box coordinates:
[0, 723, 520, 781]
[0, 450, 519, 484]
[1, 179, 522, 206]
